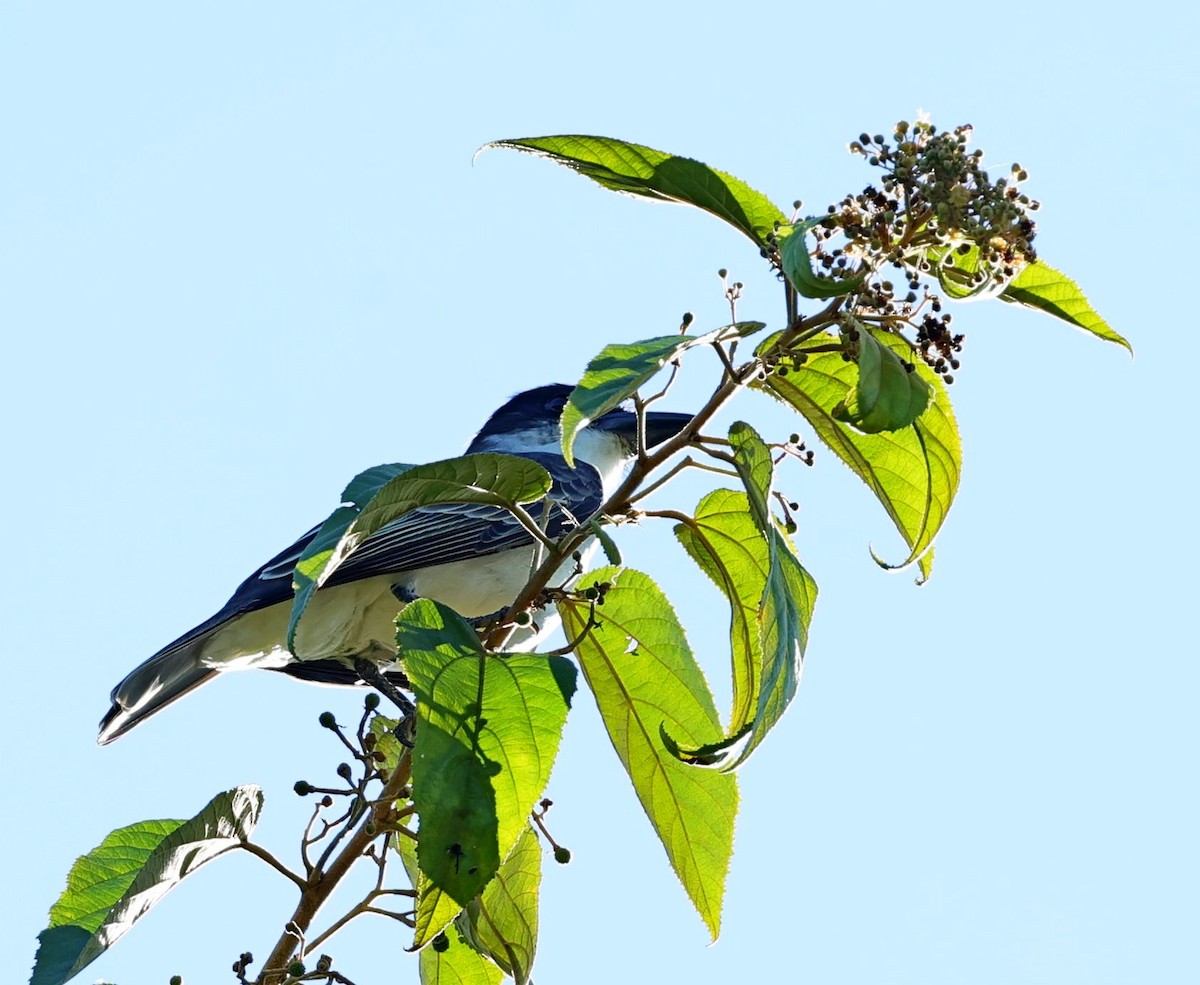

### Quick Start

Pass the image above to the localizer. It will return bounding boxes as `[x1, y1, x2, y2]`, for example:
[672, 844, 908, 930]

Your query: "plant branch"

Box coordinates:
[255, 753, 413, 985]
[238, 841, 308, 892]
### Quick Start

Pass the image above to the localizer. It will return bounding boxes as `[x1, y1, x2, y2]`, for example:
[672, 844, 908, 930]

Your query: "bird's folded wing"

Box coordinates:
[153, 454, 605, 655]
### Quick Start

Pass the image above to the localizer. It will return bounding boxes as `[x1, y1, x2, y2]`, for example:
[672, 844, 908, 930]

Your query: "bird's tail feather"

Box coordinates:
[98, 642, 218, 745]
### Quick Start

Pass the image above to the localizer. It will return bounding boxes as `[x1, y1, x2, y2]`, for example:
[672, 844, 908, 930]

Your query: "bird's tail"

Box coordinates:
[98, 641, 218, 744]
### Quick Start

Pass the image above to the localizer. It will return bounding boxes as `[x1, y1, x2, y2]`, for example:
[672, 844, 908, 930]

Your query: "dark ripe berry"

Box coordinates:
[432, 933, 451, 953]
[293, 780, 313, 796]
[554, 846, 573, 864]
[321, 795, 334, 807]
[171, 977, 183, 985]
[337, 762, 353, 780]
[319, 711, 337, 729]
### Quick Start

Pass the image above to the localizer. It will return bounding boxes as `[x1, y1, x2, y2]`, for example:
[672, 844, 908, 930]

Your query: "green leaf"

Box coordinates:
[456, 825, 542, 985]
[1000, 260, 1131, 352]
[559, 567, 737, 939]
[756, 331, 961, 574]
[833, 327, 931, 433]
[400, 600, 575, 948]
[560, 324, 761, 465]
[287, 462, 415, 650]
[778, 218, 867, 298]
[31, 787, 262, 985]
[726, 424, 818, 767]
[925, 242, 1002, 300]
[484, 135, 789, 248]
[674, 489, 769, 746]
[419, 936, 505, 985]
[288, 454, 552, 649]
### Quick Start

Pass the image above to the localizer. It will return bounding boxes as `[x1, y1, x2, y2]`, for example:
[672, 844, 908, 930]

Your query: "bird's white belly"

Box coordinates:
[197, 544, 586, 670]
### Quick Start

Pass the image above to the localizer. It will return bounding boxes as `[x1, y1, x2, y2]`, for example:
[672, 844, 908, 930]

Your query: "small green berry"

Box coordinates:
[432, 933, 450, 953]
[293, 780, 313, 796]
[319, 711, 337, 729]
[554, 846, 572, 864]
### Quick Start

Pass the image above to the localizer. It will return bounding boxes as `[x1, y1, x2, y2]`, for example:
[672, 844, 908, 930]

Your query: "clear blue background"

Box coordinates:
[3, 3, 1194, 983]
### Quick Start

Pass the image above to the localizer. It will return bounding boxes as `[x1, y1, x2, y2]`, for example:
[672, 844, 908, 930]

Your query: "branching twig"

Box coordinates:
[255, 754, 413, 985]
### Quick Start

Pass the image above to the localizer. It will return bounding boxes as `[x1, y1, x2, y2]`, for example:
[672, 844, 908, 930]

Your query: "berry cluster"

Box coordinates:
[845, 120, 1039, 283]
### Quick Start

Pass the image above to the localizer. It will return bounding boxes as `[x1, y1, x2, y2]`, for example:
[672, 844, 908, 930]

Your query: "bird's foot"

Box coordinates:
[353, 656, 416, 747]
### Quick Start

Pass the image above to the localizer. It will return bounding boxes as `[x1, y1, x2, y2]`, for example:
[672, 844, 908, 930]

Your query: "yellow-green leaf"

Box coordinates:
[560, 567, 737, 939]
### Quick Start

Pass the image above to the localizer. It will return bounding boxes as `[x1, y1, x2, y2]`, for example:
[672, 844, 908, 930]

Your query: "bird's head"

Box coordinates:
[466, 383, 692, 487]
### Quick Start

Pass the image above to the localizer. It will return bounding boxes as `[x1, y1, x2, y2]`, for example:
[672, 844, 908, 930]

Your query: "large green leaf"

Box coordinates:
[756, 330, 961, 578]
[287, 462, 414, 650]
[455, 825, 542, 985]
[560, 567, 737, 938]
[31, 787, 262, 985]
[1000, 260, 1131, 352]
[485, 135, 789, 248]
[561, 324, 761, 465]
[833, 327, 931, 433]
[778, 218, 867, 299]
[288, 454, 552, 648]
[400, 600, 575, 948]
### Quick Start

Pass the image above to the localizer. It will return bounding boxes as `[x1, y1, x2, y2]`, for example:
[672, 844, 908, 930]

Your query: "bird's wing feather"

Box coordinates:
[149, 454, 604, 657]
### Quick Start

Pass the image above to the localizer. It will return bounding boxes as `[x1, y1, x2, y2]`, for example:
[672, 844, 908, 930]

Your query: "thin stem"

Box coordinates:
[238, 841, 307, 892]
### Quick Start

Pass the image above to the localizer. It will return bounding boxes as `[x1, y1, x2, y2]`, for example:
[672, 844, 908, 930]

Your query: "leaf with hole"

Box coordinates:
[400, 600, 574, 948]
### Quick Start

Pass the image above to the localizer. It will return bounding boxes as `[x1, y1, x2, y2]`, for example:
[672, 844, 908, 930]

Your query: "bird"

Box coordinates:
[98, 384, 692, 744]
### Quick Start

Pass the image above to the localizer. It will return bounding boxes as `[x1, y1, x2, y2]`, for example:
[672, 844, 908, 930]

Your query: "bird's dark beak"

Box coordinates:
[595, 407, 693, 453]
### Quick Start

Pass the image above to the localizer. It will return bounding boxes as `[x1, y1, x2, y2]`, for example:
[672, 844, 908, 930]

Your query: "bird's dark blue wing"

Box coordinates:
[154, 453, 606, 656]
[325, 453, 604, 584]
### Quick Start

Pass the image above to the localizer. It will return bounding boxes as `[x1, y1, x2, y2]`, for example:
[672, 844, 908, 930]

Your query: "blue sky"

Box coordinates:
[3, 3, 1195, 984]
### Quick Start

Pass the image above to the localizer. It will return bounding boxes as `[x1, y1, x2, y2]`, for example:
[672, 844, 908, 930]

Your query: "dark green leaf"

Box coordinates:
[756, 331, 960, 577]
[1001, 260, 1131, 352]
[288, 454, 551, 648]
[833, 327, 931, 433]
[484, 135, 789, 247]
[560, 325, 761, 465]
[456, 825, 542, 985]
[287, 463, 415, 650]
[400, 600, 574, 948]
[31, 787, 262, 985]
[559, 567, 737, 938]
[726, 424, 818, 767]
[778, 218, 867, 298]
[752, 524, 818, 766]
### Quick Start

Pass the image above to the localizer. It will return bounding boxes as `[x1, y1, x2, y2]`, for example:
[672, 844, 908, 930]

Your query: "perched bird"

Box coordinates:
[98, 384, 691, 744]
